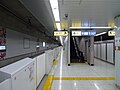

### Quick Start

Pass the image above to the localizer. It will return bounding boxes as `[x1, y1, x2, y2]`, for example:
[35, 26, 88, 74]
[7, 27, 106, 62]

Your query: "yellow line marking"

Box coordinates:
[53, 60, 58, 65]
[42, 75, 54, 90]
[53, 77, 115, 80]
[43, 52, 60, 90]
[53, 52, 60, 66]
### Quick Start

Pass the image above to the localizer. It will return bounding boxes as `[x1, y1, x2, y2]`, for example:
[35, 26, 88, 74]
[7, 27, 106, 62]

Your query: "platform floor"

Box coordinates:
[51, 49, 118, 90]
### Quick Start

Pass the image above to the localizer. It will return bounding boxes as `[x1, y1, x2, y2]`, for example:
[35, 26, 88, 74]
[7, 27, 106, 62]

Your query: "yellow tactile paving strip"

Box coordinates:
[42, 52, 60, 90]
[53, 60, 58, 65]
[42, 75, 54, 90]
[53, 77, 115, 80]
[42, 76, 115, 90]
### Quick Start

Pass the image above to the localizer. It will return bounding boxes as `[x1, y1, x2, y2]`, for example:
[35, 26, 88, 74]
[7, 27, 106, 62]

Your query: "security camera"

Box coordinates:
[65, 14, 68, 18]
[63, 14, 68, 20]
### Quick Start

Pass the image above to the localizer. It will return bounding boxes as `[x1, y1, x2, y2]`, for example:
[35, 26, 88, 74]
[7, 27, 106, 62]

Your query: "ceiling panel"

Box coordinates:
[19, 0, 55, 34]
[59, 0, 120, 33]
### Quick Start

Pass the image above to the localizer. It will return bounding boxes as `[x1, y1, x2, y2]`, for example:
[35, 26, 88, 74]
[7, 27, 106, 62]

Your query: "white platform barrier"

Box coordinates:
[0, 71, 11, 90]
[53, 47, 60, 60]
[0, 79, 11, 90]
[0, 47, 60, 90]
[45, 50, 54, 74]
[36, 53, 45, 87]
[0, 58, 36, 90]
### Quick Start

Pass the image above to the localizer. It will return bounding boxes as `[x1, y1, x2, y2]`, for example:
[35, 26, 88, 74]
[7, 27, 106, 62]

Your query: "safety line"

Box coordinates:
[42, 52, 60, 90]
[42, 75, 54, 90]
[53, 77, 115, 80]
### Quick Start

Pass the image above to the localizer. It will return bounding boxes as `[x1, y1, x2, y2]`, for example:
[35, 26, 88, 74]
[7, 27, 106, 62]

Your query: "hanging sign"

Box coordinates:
[72, 30, 96, 36]
[54, 31, 68, 36]
[108, 31, 115, 36]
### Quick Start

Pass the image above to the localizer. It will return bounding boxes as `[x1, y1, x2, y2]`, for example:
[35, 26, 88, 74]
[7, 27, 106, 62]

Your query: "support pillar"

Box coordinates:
[67, 29, 70, 66]
[88, 36, 94, 66]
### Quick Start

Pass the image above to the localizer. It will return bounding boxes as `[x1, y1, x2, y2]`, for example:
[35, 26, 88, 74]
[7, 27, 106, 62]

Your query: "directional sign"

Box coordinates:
[54, 31, 68, 36]
[72, 30, 96, 36]
[108, 31, 115, 36]
[81, 30, 96, 36]
[72, 31, 81, 36]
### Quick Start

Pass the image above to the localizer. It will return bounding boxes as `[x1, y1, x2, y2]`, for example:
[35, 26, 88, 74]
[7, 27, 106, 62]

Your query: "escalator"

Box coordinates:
[70, 36, 84, 63]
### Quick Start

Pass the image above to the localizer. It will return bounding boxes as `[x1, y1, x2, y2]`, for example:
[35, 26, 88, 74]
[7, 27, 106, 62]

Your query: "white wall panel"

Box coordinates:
[107, 43, 114, 63]
[98, 44, 101, 59]
[94, 44, 97, 57]
[101, 43, 106, 61]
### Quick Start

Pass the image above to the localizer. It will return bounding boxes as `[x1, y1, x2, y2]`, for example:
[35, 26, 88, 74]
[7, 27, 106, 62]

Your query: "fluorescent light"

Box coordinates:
[96, 32, 107, 36]
[43, 42, 46, 47]
[36, 45, 40, 48]
[69, 27, 114, 29]
[56, 23, 61, 30]
[49, 0, 60, 21]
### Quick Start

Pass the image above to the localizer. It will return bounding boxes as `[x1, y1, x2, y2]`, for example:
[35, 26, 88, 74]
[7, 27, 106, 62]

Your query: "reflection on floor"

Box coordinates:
[51, 49, 118, 90]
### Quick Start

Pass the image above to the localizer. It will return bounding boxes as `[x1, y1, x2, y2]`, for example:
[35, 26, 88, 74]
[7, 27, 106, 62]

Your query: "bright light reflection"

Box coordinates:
[94, 83, 100, 90]
[74, 82, 77, 87]
[59, 36, 63, 45]
[59, 50, 63, 90]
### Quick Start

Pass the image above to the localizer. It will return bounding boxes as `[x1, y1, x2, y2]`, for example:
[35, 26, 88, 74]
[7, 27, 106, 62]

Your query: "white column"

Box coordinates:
[114, 16, 120, 88]
[67, 30, 70, 66]
[88, 36, 94, 66]
[90, 36, 94, 65]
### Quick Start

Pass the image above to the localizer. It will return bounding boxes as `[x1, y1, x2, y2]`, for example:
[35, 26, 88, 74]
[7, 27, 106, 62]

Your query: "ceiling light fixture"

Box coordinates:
[69, 27, 114, 29]
[96, 32, 107, 36]
[49, 0, 60, 22]
[56, 23, 63, 45]
[56, 23, 61, 30]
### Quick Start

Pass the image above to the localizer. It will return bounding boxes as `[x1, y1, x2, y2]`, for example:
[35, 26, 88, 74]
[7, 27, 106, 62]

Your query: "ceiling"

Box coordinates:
[1, 0, 120, 37]
[0, 0, 60, 44]
[58, 0, 120, 33]
[19, 0, 55, 34]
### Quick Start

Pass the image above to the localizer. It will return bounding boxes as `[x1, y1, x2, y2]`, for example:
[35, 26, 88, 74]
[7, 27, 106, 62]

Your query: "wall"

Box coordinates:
[0, 28, 58, 68]
[6, 28, 37, 58]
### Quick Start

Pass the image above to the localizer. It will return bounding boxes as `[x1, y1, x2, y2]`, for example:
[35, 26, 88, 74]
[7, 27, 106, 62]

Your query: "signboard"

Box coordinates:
[108, 31, 115, 36]
[72, 31, 81, 36]
[72, 30, 96, 36]
[54, 31, 68, 36]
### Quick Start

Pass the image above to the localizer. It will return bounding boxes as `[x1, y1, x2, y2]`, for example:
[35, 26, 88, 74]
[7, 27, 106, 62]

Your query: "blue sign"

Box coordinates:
[81, 30, 96, 36]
